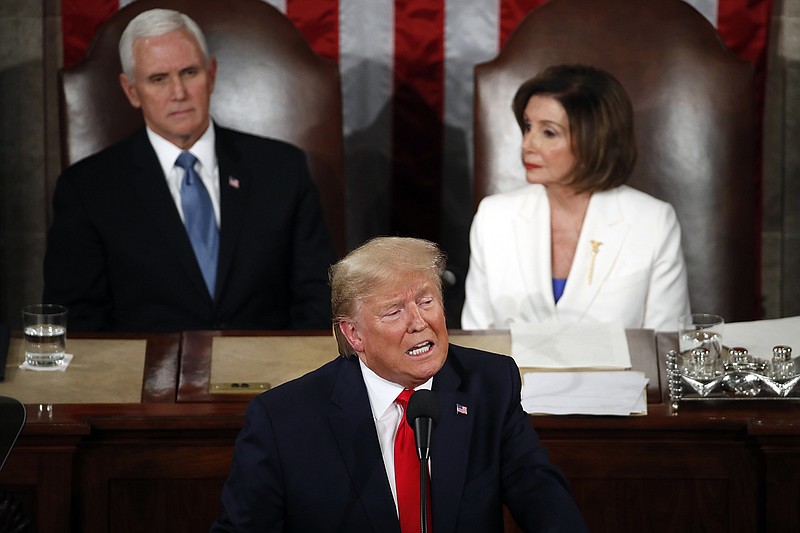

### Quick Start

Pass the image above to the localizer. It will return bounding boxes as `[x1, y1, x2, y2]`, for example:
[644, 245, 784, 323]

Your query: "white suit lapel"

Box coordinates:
[512, 187, 557, 322]
[561, 189, 629, 317]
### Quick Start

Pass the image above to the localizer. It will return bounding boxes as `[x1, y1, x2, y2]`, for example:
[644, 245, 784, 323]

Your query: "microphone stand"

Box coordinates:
[419, 455, 429, 533]
[414, 416, 433, 533]
[407, 390, 439, 533]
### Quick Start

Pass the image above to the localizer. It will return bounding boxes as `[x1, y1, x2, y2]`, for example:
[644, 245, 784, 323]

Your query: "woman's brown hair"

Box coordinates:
[512, 64, 637, 193]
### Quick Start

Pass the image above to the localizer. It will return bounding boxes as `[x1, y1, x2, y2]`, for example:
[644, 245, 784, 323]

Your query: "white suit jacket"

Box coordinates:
[461, 184, 690, 332]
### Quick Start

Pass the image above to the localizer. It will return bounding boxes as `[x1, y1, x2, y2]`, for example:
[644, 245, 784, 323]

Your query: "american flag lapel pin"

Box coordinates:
[228, 176, 240, 189]
[456, 403, 468, 415]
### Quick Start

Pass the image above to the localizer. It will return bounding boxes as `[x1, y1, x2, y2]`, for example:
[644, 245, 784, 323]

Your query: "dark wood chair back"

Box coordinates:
[473, 0, 758, 321]
[59, 0, 346, 256]
[0, 396, 25, 471]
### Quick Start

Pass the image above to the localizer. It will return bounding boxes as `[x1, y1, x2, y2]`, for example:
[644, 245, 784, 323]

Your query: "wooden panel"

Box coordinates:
[141, 333, 181, 402]
[0, 439, 79, 532]
[547, 439, 758, 533]
[79, 440, 237, 532]
[752, 418, 800, 533]
[761, 450, 800, 533]
[108, 479, 225, 533]
[574, 479, 730, 531]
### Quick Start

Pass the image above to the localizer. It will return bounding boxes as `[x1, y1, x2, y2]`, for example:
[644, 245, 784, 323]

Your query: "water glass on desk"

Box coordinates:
[22, 304, 68, 367]
[679, 313, 724, 377]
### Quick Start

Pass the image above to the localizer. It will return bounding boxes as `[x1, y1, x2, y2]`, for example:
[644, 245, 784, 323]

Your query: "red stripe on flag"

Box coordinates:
[392, 0, 445, 240]
[716, 0, 773, 67]
[286, 0, 339, 62]
[715, 0, 772, 119]
[61, 0, 120, 68]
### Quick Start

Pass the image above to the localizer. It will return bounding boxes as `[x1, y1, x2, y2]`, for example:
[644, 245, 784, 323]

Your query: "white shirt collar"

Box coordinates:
[358, 357, 433, 421]
[147, 122, 217, 178]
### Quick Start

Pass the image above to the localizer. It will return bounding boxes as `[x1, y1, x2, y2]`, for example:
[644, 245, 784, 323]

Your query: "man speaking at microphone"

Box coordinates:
[212, 237, 587, 532]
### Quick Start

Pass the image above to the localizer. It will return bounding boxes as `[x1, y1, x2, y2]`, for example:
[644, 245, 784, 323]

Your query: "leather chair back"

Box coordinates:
[59, 0, 346, 256]
[0, 396, 25, 471]
[473, 0, 759, 322]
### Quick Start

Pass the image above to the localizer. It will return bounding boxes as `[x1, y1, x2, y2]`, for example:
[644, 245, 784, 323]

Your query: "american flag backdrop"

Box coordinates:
[61, 0, 772, 320]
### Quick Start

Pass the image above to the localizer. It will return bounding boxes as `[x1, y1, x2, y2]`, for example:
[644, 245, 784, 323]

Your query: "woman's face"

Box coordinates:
[520, 95, 576, 187]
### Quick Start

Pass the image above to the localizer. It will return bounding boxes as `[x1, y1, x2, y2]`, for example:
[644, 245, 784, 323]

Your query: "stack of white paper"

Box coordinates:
[522, 371, 649, 415]
[510, 321, 631, 369]
[724, 315, 800, 359]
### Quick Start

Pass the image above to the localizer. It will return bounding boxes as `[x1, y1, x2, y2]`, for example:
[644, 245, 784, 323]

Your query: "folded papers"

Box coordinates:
[510, 321, 631, 370]
[522, 371, 648, 416]
[724, 315, 800, 359]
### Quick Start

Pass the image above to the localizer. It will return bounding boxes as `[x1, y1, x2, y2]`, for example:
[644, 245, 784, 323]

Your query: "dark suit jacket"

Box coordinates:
[43, 125, 335, 332]
[211, 344, 587, 532]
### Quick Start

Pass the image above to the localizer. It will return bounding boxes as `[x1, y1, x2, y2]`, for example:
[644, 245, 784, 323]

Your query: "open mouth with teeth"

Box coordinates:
[406, 341, 433, 356]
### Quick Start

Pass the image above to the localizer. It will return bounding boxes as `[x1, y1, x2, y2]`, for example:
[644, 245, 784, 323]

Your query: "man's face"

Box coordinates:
[340, 273, 449, 389]
[119, 28, 216, 150]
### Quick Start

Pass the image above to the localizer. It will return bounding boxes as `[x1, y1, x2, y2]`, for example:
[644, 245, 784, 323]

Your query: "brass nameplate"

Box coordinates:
[210, 382, 270, 394]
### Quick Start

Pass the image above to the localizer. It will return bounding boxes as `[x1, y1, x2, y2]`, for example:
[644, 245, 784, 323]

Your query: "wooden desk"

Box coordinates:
[1, 333, 180, 404]
[0, 332, 214, 532]
[1, 330, 799, 533]
[177, 328, 662, 403]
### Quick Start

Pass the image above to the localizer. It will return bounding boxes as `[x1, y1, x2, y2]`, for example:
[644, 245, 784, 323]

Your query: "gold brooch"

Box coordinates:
[588, 240, 603, 284]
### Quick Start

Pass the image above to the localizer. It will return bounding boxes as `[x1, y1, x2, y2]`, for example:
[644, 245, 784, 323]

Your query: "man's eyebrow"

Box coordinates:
[376, 299, 402, 313]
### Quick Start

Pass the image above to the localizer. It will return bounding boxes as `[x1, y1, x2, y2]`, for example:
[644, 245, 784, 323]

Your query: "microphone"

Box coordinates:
[406, 389, 441, 461]
[405, 390, 440, 533]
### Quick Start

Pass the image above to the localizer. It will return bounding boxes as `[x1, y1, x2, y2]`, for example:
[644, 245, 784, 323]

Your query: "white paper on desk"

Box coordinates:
[724, 316, 800, 359]
[510, 321, 631, 369]
[522, 371, 648, 415]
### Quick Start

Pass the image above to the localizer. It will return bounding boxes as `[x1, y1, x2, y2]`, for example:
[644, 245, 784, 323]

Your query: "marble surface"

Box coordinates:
[209, 333, 513, 391]
[0, 338, 147, 403]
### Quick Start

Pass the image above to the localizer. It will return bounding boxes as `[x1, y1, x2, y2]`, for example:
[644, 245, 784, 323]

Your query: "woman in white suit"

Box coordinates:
[462, 64, 690, 332]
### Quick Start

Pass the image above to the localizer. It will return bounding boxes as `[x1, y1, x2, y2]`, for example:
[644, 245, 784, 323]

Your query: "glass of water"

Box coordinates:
[679, 313, 724, 378]
[22, 304, 68, 367]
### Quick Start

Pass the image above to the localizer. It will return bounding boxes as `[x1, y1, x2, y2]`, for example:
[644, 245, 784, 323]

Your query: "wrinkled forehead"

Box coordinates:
[132, 28, 204, 59]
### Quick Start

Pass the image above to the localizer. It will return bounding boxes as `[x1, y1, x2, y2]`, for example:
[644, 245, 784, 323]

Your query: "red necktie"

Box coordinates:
[394, 389, 431, 533]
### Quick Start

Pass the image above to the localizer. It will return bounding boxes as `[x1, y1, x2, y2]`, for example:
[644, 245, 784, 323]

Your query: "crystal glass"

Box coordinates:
[679, 313, 724, 376]
[22, 304, 68, 367]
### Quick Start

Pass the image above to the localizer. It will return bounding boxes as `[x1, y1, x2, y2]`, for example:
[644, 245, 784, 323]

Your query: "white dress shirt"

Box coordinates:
[147, 124, 221, 226]
[358, 358, 432, 515]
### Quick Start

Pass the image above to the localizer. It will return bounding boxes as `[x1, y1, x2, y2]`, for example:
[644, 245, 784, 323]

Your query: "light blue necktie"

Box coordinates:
[176, 151, 219, 296]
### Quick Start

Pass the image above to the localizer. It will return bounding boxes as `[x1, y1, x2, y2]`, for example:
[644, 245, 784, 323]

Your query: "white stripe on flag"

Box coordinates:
[683, 0, 719, 26]
[443, 0, 499, 186]
[340, 0, 395, 243]
[262, 0, 286, 13]
[440, 0, 501, 277]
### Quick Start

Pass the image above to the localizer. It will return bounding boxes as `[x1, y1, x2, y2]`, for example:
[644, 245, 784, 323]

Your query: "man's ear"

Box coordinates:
[338, 320, 364, 354]
[206, 56, 217, 94]
[119, 73, 142, 109]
